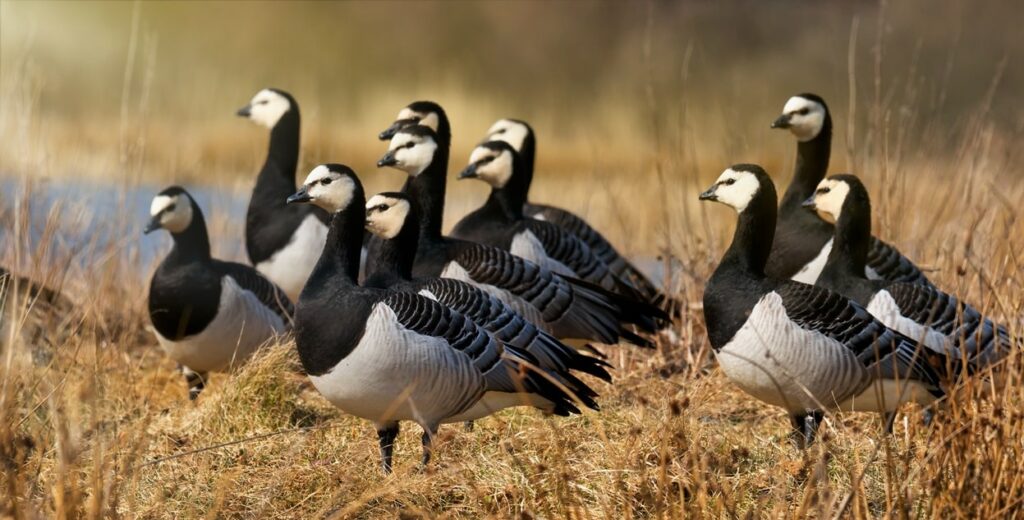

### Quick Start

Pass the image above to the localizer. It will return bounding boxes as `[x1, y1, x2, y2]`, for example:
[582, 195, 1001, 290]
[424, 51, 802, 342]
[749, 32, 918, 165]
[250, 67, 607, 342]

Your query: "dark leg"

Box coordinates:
[789, 415, 806, 449]
[182, 367, 207, 401]
[463, 421, 474, 432]
[421, 424, 438, 467]
[804, 411, 824, 445]
[377, 424, 400, 474]
[789, 411, 824, 449]
[883, 412, 897, 434]
[922, 408, 935, 427]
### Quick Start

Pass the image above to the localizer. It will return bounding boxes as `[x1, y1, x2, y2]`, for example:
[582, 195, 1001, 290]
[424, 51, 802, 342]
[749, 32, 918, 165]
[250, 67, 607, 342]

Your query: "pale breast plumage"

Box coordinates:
[790, 238, 833, 285]
[308, 302, 484, 424]
[255, 214, 328, 300]
[717, 292, 869, 414]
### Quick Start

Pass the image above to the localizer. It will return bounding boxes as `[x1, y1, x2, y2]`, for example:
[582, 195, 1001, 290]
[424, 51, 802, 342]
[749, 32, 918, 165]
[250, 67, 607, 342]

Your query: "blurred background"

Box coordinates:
[1, 0, 1022, 273]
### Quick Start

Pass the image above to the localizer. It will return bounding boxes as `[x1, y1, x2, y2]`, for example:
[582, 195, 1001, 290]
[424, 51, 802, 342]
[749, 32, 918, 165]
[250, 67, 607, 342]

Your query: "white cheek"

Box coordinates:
[150, 195, 175, 216]
[161, 205, 193, 233]
[370, 212, 405, 239]
[251, 98, 289, 128]
[419, 113, 439, 131]
[791, 113, 825, 141]
[397, 143, 437, 175]
[473, 152, 513, 188]
[500, 126, 528, 151]
[714, 175, 760, 213]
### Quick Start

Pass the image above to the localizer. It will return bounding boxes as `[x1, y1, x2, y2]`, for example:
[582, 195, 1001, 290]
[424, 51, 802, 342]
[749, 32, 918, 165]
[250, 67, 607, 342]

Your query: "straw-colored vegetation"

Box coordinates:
[2, 1, 1022, 517]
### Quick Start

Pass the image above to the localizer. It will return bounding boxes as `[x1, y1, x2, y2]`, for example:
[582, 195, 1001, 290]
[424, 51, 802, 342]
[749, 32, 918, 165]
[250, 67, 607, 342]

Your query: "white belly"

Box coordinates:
[866, 290, 952, 356]
[440, 261, 548, 331]
[510, 231, 575, 278]
[155, 277, 286, 373]
[717, 292, 867, 414]
[791, 239, 833, 285]
[256, 215, 327, 301]
[838, 379, 938, 413]
[308, 303, 484, 427]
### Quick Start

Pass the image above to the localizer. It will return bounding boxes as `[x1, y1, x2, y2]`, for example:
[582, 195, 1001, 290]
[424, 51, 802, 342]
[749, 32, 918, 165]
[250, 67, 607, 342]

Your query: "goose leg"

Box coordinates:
[922, 408, 935, 427]
[377, 424, 400, 474]
[883, 412, 897, 434]
[182, 366, 207, 401]
[789, 411, 824, 449]
[421, 424, 438, 467]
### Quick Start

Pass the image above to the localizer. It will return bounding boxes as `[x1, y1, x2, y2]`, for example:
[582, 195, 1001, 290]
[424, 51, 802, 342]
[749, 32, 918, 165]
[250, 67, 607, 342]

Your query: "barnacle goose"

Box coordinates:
[482, 119, 672, 309]
[146, 187, 292, 400]
[285, 164, 594, 473]
[767, 93, 930, 286]
[237, 88, 329, 300]
[700, 165, 943, 446]
[452, 140, 648, 301]
[804, 174, 1016, 374]
[376, 108, 663, 346]
[363, 190, 612, 384]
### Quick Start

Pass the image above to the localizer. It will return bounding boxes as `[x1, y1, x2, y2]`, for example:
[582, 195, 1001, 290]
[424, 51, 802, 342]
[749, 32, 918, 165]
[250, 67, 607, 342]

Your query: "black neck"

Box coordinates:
[367, 218, 418, 281]
[168, 203, 211, 263]
[821, 196, 871, 280]
[317, 203, 364, 285]
[484, 153, 528, 220]
[259, 109, 301, 190]
[779, 116, 832, 212]
[718, 190, 777, 277]
[405, 144, 450, 242]
[520, 132, 537, 194]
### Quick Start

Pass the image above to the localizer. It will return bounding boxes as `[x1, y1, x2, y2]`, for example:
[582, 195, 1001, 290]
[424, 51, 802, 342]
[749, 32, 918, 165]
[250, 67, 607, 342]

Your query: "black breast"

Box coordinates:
[293, 286, 377, 376]
[148, 262, 223, 339]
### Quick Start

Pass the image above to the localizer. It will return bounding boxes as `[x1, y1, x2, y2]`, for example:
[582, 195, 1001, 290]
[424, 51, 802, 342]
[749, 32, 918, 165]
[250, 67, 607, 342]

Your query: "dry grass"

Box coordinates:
[3, 1, 1024, 517]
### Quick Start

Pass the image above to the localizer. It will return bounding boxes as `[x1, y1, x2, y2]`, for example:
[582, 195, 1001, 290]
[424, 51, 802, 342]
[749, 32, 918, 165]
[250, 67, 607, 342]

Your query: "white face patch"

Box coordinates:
[812, 179, 850, 221]
[245, 89, 291, 128]
[150, 194, 193, 233]
[486, 119, 529, 151]
[302, 165, 356, 213]
[468, 146, 513, 188]
[781, 96, 826, 142]
[365, 194, 410, 240]
[709, 168, 761, 213]
[395, 108, 439, 131]
[388, 133, 438, 176]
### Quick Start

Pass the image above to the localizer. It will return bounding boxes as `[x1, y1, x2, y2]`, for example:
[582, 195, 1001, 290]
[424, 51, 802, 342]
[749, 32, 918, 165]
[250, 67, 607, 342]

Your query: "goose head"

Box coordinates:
[458, 141, 516, 188]
[365, 192, 413, 240]
[378, 101, 446, 140]
[771, 94, 829, 142]
[145, 187, 195, 234]
[287, 164, 361, 214]
[236, 88, 295, 129]
[699, 165, 771, 214]
[376, 126, 439, 177]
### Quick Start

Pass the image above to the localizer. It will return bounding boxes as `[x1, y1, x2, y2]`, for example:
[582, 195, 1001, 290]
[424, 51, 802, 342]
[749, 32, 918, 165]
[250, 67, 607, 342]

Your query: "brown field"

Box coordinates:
[2, 1, 1023, 518]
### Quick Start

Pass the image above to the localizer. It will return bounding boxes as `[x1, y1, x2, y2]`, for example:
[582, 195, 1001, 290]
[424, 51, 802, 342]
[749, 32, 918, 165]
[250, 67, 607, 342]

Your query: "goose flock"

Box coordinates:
[4, 89, 1017, 474]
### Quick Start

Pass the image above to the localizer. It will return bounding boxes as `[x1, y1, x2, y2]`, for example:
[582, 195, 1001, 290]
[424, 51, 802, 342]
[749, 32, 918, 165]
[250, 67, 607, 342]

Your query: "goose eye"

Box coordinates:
[817, 187, 830, 194]
[258, 100, 269, 105]
[378, 204, 388, 211]
[321, 178, 333, 186]
[797, 108, 809, 115]
[722, 178, 736, 186]
[405, 142, 416, 149]
[165, 203, 176, 212]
